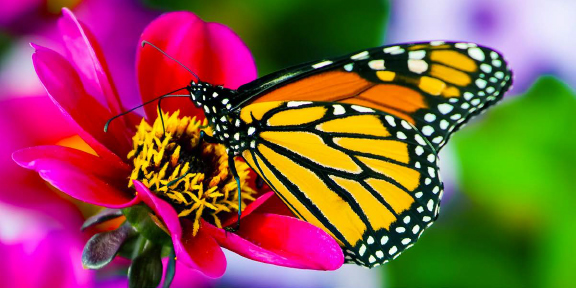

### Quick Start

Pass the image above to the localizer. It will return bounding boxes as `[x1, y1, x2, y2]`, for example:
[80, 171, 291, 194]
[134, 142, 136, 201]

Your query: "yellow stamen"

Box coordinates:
[127, 110, 256, 236]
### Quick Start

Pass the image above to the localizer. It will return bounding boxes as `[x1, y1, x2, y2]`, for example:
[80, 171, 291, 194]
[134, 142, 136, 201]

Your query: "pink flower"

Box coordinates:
[13, 8, 343, 282]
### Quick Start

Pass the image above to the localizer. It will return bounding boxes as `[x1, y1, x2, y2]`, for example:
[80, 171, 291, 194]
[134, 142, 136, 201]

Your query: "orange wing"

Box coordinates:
[237, 41, 512, 151]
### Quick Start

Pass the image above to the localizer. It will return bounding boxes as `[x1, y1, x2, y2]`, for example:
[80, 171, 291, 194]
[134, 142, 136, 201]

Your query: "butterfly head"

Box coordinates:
[188, 81, 209, 108]
[187, 80, 236, 121]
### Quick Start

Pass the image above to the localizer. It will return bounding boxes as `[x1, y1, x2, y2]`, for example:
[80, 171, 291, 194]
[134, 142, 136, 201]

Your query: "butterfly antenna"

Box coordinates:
[141, 40, 200, 82]
[104, 87, 188, 132]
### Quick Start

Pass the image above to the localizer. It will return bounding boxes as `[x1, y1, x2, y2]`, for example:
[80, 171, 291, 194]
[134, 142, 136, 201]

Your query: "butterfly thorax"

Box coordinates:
[187, 81, 252, 155]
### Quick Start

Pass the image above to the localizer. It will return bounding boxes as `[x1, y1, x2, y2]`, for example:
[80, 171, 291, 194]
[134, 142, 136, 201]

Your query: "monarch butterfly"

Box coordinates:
[110, 40, 512, 267]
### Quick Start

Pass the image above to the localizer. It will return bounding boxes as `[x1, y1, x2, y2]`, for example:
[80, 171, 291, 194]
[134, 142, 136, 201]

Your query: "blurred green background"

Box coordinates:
[1, 0, 574, 287]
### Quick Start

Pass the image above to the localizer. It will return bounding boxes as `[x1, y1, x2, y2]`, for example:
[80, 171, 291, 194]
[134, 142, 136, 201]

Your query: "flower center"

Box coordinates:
[127, 111, 256, 235]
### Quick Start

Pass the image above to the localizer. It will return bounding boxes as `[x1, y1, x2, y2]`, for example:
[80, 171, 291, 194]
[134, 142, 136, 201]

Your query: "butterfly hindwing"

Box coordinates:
[237, 101, 443, 267]
[235, 41, 513, 152]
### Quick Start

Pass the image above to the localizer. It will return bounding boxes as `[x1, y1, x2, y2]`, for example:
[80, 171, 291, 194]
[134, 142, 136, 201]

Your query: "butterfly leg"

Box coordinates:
[197, 131, 242, 232]
[255, 175, 265, 189]
[225, 156, 242, 233]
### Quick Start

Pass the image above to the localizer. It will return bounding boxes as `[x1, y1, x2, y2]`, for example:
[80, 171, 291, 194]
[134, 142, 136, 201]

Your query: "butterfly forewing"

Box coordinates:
[237, 101, 443, 266]
[236, 41, 513, 152]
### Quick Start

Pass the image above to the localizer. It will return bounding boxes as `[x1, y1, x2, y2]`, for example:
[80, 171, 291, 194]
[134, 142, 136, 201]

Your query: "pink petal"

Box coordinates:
[249, 191, 295, 217]
[136, 11, 257, 120]
[206, 213, 343, 270]
[58, 8, 123, 117]
[0, 96, 84, 222]
[36, 160, 138, 208]
[161, 259, 214, 287]
[180, 221, 227, 279]
[57, 8, 142, 131]
[13, 145, 130, 183]
[31, 43, 132, 160]
[221, 191, 275, 228]
[0, 230, 94, 288]
[0, 0, 43, 26]
[132, 181, 227, 278]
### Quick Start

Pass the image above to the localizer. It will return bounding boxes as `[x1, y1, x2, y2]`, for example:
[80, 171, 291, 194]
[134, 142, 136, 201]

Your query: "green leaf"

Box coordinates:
[81, 208, 123, 231]
[163, 248, 176, 288]
[142, 0, 389, 76]
[454, 76, 576, 214]
[387, 77, 576, 287]
[122, 204, 171, 245]
[117, 234, 144, 260]
[82, 222, 135, 269]
[453, 76, 576, 287]
[128, 243, 163, 288]
[386, 202, 537, 288]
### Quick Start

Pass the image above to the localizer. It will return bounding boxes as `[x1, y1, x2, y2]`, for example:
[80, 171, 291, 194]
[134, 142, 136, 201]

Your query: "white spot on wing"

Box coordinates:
[408, 50, 426, 60]
[427, 199, 435, 211]
[424, 113, 436, 122]
[422, 126, 434, 136]
[437, 103, 453, 114]
[287, 101, 312, 107]
[468, 47, 485, 61]
[351, 51, 370, 60]
[415, 134, 427, 146]
[455, 43, 469, 49]
[440, 119, 449, 130]
[401, 120, 412, 130]
[351, 105, 374, 113]
[476, 79, 488, 89]
[359, 244, 366, 256]
[312, 60, 333, 69]
[480, 63, 492, 73]
[381, 236, 388, 245]
[408, 59, 428, 74]
[344, 63, 354, 71]
[383, 46, 405, 55]
[368, 59, 385, 70]
[333, 105, 345, 115]
[384, 115, 396, 127]
[415, 146, 424, 156]
[428, 167, 436, 178]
